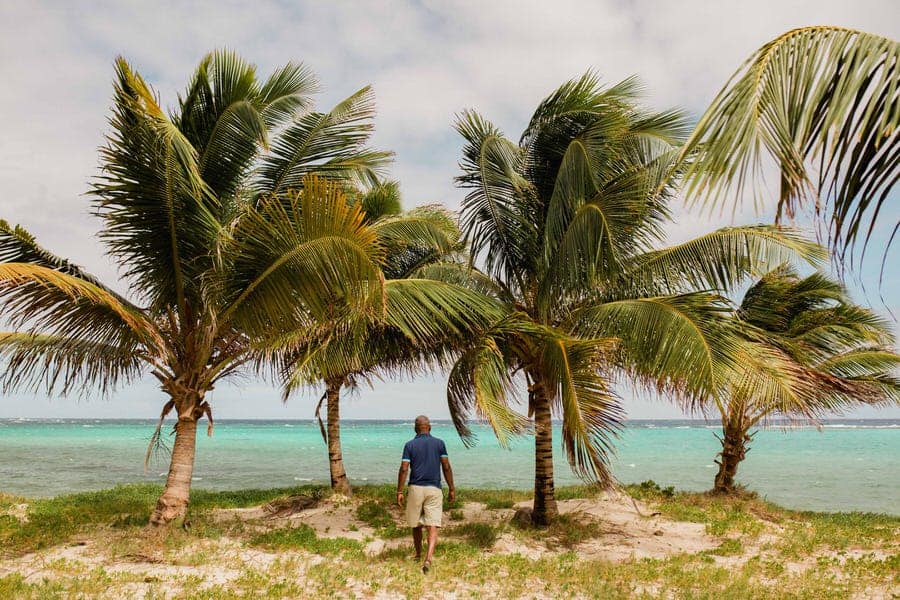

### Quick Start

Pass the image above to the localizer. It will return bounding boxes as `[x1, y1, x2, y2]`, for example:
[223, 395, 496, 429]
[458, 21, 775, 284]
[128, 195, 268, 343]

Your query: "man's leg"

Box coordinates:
[421, 487, 443, 573]
[424, 525, 438, 565]
[412, 526, 423, 559]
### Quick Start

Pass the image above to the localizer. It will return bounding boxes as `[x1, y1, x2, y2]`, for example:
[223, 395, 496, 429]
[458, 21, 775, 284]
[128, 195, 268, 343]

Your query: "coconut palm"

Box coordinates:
[681, 27, 900, 270]
[278, 181, 488, 496]
[706, 267, 900, 493]
[447, 74, 826, 525]
[0, 51, 446, 526]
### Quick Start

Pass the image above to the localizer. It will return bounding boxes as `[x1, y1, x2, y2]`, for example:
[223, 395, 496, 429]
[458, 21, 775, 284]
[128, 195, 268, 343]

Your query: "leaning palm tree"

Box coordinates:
[278, 181, 481, 496]
[707, 267, 900, 493]
[0, 51, 462, 526]
[447, 74, 826, 525]
[681, 27, 900, 270]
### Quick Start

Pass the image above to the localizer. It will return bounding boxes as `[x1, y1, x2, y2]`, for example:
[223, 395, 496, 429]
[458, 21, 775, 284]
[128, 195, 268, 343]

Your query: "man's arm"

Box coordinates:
[397, 461, 409, 506]
[441, 457, 456, 503]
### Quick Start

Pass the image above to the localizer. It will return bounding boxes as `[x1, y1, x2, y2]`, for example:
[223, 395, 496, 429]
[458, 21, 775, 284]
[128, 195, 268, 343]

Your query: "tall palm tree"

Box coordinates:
[0, 51, 459, 526]
[278, 181, 485, 496]
[447, 74, 826, 525]
[706, 267, 900, 493]
[681, 27, 900, 270]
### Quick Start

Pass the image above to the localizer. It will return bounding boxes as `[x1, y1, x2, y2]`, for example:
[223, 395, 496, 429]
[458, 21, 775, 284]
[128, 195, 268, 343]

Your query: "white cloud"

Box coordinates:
[0, 0, 897, 419]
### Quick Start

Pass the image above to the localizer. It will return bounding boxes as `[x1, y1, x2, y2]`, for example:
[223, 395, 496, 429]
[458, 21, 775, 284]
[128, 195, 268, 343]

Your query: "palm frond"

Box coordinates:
[681, 26, 900, 266]
[455, 110, 536, 285]
[93, 57, 222, 314]
[573, 293, 743, 403]
[721, 267, 900, 425]
[256, 86, 392, 194]
[0, 262, 162, 351]
[447, 334, 528, 448]
[0, 332, 143, 396]
[219, 175, 385, 334]
[409, 261, 508, 299]
[539, 335, 622, 485]
[383, 278, 504, 344]
[620, 225, 827, 294]
[358, 180, 402, 221]
[1, 220, 115, 292]
[372, 205, 460, 259]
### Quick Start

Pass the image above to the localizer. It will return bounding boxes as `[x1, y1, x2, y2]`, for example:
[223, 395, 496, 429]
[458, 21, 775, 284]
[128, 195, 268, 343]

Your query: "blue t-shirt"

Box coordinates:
[401, 433, 448, 489]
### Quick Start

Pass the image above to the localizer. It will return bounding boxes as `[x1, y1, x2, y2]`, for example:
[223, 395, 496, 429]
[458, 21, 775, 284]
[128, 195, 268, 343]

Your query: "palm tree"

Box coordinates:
[707, 267, 900, 494]
[0, 51, 421, 526]
[278, 181, 485, 496]
[447, 74, 825, 525]
[681, 27, 900, 270]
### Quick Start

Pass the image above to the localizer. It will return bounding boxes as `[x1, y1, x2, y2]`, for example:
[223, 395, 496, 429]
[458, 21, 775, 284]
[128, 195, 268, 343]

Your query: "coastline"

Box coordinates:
[3, 419, 897, 514]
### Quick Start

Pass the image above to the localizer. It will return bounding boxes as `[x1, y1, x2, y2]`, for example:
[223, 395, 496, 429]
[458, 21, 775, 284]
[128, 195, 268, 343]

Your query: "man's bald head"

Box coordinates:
[414, 415, 431, 434]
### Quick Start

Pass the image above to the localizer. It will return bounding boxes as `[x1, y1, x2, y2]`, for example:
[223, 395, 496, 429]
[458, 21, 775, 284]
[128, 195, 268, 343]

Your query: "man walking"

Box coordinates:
[397, 415, 455, 573]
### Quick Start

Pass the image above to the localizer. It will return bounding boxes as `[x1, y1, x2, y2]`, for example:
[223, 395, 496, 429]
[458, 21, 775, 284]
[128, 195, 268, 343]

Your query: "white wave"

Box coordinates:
[294, 477, 312, 481]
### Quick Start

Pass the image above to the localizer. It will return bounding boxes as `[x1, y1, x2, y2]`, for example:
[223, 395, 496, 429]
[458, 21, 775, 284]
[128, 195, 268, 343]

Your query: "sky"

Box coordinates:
[0, 0, 898, 420]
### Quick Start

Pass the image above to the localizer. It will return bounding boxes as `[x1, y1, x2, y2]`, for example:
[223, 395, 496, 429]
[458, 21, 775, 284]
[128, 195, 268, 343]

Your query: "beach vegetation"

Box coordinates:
[276, 180, 484, 497]
[249, 523, 364, 557]
[446, 73, 823, 525]
[681, 26, 900, 272]
[0, 51, 493, 527]
[705, 268, 900, 493]
[3, 483, 896, 598]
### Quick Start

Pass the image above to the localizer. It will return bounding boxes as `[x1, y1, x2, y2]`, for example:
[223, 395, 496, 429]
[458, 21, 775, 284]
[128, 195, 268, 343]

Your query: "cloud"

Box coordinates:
[0, 0, 897, 418]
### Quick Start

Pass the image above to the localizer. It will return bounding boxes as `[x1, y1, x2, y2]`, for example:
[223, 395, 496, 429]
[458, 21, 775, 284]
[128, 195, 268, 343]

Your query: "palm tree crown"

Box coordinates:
[708, 266, 900, 492]
[0, 50, 407, 525]
[681, 26, 900, 270]
[274, 181, 498, 495]
[448, 73, 824, 524]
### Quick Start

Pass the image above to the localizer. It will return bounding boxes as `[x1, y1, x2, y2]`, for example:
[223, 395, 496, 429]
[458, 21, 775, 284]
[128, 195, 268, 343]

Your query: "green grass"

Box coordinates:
[355, 500, 407, 538]
[445, 522, 499, 548]
[2, 481, 897, 599]
[515, 512, 605, 549]
[249, 523, 362, 557]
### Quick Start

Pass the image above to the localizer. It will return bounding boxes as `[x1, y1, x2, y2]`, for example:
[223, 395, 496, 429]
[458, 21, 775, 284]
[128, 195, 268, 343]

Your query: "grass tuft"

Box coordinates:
[249, 524, 362, 557]
[445, 522, 499, 548]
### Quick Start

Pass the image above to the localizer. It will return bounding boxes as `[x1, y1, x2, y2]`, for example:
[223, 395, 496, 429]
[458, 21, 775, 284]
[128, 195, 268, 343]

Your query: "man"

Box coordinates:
[397, 415, 456, 574]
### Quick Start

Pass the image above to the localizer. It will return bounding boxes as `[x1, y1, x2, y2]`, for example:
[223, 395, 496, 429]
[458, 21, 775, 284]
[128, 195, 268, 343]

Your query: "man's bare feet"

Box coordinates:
[422, 559, 431, 574]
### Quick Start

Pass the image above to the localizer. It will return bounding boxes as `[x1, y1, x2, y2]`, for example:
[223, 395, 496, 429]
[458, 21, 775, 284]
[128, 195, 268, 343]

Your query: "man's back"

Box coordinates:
[402, 433, 447, 488]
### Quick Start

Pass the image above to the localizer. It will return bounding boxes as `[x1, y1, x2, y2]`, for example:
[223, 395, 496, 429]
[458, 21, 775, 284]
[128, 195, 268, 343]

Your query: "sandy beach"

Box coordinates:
[1, 483, 897, 598]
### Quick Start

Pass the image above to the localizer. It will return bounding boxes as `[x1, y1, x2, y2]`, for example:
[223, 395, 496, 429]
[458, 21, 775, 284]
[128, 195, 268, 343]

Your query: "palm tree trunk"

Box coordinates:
[150, 416, 198, 526]
[531, 375, 557, 526]
[714, 422, 750, 494]
[326, 377, 351, 496]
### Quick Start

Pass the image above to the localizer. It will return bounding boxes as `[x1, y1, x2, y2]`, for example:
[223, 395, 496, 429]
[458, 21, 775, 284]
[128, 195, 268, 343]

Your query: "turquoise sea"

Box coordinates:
[0, 419, 897, 514]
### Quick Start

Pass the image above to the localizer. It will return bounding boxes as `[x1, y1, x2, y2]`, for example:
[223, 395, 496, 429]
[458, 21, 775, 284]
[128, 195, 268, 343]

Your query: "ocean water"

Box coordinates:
[0, 419, 897, 514]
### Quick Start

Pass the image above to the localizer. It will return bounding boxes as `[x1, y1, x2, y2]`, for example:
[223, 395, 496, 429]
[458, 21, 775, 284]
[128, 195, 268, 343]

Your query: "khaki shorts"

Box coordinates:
[405, 484, 443, 528]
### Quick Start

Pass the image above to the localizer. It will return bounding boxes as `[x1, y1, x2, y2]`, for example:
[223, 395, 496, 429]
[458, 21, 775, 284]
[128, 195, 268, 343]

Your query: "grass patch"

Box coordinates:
[191, 485, 330, 510]
[0, 484, 160, 556]
[2, 482, 898, 599]
[249, 523, 362, 557]
[625, 480, 675, 499]
[356, 500, 393, 528]
[514, 512, 604, 549]
[355, 500, 407, 539]
[451, 488, 530, 508]
[710, 537, 743, 556]
[445, 522, 499, 548]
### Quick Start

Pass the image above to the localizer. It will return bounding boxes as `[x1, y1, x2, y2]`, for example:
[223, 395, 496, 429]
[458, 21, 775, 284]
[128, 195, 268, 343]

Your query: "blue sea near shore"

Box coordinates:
[0, 419, 897, 514]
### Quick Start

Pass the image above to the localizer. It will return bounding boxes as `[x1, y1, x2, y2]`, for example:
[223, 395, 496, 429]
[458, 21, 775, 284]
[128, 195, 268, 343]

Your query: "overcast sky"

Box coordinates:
[1, 0, 898, 420]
